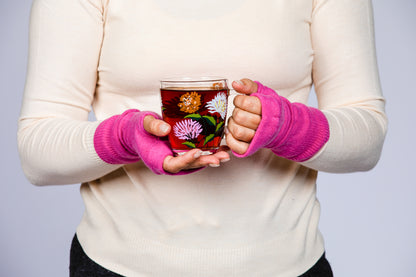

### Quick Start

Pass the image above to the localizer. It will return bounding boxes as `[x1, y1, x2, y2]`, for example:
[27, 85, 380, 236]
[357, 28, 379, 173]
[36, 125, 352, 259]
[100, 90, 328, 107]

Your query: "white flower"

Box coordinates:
[173, 119, 203, 141]
[206, 92, 227, 119]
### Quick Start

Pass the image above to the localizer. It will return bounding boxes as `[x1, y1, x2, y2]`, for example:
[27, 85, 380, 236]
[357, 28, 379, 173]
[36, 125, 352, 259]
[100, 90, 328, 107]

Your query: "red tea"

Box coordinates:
[161, 88, 229, 155]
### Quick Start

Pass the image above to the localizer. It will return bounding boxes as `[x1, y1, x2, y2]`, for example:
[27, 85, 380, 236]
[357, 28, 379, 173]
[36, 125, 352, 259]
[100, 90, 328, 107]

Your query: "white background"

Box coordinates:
[1, 0, 415, 276]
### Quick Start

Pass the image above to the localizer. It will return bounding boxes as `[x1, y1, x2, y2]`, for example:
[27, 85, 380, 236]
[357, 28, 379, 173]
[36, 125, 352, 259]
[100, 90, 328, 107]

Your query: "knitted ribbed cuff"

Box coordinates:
[93, 110, 141, 165]
[269, 102, 330, 162]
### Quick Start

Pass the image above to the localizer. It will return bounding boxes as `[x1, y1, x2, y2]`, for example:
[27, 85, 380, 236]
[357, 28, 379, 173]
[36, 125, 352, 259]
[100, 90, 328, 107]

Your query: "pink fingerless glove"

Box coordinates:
[234, 82, 330, 162]
[93, 109, 179, 175]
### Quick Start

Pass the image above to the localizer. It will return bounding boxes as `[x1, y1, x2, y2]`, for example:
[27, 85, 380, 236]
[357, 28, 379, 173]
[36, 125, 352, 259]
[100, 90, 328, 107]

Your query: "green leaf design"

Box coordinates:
[203, 115, 216, 126]
[215, 121, 224, 132]
[204, 134, 215, 145]
[182, 141, 196, 148]
[184, 114, 202, 120]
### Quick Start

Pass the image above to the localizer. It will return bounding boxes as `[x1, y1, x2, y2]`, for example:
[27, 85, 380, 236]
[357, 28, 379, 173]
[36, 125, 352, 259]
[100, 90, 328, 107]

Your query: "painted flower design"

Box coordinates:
[173, 119, 203, 141]
[178, 91, 201, 114]
[205, 92, 227, 119]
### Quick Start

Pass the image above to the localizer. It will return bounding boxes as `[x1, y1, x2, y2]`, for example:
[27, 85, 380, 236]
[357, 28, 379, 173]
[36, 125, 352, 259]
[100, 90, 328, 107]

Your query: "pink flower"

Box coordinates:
[173, 119, 203, 141]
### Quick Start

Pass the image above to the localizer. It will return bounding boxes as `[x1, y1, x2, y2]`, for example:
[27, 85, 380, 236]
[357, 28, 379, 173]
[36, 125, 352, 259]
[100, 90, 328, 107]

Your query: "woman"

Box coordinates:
[18, 0, 387, 276]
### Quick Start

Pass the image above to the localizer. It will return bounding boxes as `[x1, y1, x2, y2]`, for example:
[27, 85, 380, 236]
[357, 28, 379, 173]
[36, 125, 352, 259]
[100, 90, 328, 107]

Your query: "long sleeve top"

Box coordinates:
[18, 0, 387, 276]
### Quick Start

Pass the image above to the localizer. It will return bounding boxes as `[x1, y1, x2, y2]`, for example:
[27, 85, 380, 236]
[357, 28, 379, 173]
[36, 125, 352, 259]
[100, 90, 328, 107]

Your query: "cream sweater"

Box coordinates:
[18, 0, 387, 276]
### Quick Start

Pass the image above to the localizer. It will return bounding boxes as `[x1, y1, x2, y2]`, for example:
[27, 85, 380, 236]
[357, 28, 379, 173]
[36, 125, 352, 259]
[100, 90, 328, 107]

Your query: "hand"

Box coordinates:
[143, 115, 230, 174]
[227, 80, 329, 161]
[226, 78, 262, 155]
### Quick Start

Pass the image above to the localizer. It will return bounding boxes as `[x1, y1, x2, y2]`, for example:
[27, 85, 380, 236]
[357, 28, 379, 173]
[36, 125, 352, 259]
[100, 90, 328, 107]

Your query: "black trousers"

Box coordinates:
[70, 235, 333, 277]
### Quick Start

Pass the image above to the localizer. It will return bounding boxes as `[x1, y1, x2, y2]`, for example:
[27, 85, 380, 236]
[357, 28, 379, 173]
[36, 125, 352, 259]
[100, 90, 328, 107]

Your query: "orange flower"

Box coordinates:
[178, 91, 201, 113]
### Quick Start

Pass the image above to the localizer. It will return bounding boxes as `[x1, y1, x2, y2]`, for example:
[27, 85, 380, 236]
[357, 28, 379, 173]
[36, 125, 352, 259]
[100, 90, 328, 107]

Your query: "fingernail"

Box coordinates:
[209, 163, 220, 168]
[160, 124, 169, 133]
[193, 150, 203, 159]
[234, 80, 244, 86]
[220, 158, 230, 163]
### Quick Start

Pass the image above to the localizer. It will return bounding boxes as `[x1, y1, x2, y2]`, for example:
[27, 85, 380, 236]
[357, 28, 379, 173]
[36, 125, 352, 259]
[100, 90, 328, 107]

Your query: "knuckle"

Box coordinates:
[233, 95, 241, 105]
[225, 133, 231, 144]
[249, 81, 258, 93]
[233, 109, 245, 123]
[163, 158, 178, 174]
[233, 127, 245, 140]
[144, 116, 154, 129]
[254, 115, 262, 127]
[149, 121, 158, 134]
[226, 133, 247, 154]
[236, 96, 259, 113]
[235, 144, 247, 155]
[225, 133, 237, 148]
[241, 96, 253, 109]
[246, 130, 255, 142]
[228, 123, 237, 136]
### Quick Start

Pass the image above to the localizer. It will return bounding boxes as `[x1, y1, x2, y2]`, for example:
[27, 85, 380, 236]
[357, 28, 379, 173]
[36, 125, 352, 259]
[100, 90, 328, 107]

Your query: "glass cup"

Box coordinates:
[160, 77, 229, 156]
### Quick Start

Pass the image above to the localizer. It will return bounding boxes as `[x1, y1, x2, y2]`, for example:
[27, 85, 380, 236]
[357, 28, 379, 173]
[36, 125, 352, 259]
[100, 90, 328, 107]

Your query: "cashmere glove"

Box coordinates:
[94, 109, 188, 175]
[233, 82, 330, 162]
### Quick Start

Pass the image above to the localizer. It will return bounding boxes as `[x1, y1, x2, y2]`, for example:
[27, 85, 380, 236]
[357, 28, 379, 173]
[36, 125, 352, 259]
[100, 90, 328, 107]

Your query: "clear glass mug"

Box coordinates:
[160, 77, 229, 155]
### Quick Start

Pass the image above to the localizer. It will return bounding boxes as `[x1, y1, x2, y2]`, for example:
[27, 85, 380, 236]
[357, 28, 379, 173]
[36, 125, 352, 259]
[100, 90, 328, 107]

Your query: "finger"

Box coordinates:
[227, 117, 256, 143]
[163, 149, 203, 173]
[163, 145, 232, 173]
[232, 78, 258, 95]
[211, 149, 231, 164]
[225, 131, 249, 155]
[231, 108, 261, 130]
[197, 150, 230, 167]
[215, 145, 231, 163]
[234, 95, 262, 115]
[143, 115, 171, 137]
[163, 149, 229, 173]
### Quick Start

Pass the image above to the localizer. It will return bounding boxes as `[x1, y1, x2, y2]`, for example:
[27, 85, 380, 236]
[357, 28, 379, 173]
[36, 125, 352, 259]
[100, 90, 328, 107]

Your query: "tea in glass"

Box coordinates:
[160, 77, 229, 155]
